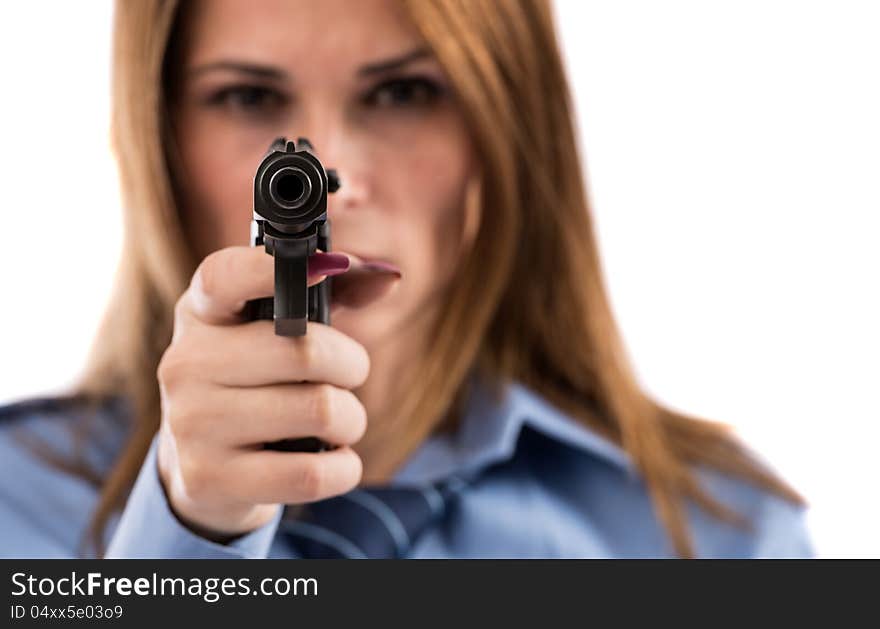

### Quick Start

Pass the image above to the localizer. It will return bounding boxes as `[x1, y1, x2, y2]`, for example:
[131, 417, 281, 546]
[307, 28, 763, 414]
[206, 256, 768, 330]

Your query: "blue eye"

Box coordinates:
[365, 77, 443, 108]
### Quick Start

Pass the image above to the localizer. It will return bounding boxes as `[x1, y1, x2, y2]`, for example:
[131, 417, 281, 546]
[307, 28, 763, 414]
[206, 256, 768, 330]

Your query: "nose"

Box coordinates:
[292, 113, 367, 220]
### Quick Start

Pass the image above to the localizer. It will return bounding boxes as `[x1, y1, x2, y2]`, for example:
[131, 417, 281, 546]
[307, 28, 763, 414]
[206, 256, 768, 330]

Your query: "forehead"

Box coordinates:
[178, 0, 425, 71]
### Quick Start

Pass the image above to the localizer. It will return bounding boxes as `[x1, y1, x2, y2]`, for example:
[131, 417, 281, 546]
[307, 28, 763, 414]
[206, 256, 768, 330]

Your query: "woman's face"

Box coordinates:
[171, 0, 478, 348]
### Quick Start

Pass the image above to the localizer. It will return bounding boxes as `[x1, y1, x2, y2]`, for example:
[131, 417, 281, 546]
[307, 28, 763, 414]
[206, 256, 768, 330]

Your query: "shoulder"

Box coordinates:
[0, 394, 89, 424]
[514, 428, 813, 557]
[0, 393, 129, 557]
[689, 463, 815, 558]
[0, 394, 84, 456]
[0, 392, 119, 426]
[498, 395, 814, 557]
[0, 392, 128, 466]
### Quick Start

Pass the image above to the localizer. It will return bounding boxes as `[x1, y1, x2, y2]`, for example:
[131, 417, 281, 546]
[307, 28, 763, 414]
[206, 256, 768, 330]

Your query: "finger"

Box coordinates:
[186, 318, 370, 389]
[223, 446, 363, 504]
[194, 383, 368, 447]
[187, 246, 351, 326]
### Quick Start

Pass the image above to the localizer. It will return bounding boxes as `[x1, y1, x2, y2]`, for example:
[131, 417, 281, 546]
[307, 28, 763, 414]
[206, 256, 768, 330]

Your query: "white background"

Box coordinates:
[0, 1, 877, 557]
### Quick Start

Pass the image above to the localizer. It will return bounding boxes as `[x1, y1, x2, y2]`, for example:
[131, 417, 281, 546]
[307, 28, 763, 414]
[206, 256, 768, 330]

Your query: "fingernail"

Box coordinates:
[361, 261, 402, 278]
[310, 252, 350, 276]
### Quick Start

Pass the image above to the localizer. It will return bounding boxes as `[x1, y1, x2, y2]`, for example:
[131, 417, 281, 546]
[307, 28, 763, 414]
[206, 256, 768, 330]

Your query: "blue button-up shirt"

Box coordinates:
[0, 378, 814, 558]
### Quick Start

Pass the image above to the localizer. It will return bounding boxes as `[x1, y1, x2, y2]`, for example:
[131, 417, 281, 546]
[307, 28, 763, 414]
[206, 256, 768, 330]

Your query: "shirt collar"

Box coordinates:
[391, 375, 635, 486]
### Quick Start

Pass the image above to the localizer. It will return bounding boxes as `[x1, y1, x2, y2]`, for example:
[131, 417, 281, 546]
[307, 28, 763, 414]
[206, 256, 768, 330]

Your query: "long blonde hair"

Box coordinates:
[71, 0, 804, 557]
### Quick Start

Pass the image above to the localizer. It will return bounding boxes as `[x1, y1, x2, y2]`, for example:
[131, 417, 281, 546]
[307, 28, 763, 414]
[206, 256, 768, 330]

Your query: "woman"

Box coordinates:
[0, 0, 812, 558]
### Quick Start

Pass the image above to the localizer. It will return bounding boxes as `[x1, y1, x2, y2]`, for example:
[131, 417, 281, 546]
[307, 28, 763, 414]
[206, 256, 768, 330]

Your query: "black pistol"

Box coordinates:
[245, 136, 341, 453]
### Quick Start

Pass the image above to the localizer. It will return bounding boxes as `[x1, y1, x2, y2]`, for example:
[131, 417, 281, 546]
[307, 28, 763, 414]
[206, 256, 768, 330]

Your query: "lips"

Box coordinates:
[323, 251, 402, 311]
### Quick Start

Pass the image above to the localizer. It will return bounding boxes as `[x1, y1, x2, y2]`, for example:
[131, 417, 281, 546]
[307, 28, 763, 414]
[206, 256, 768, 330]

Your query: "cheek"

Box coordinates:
[174, 111, 270, 253]
[383, 118, 475, 299]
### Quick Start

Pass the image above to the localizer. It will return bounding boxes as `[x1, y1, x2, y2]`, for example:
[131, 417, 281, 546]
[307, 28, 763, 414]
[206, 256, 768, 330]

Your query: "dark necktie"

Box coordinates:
[279, 475, 470, 558]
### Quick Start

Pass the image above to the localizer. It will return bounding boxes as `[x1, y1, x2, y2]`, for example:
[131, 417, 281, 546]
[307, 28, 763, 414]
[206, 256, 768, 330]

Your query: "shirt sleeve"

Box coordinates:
[105, 434, 283, 559]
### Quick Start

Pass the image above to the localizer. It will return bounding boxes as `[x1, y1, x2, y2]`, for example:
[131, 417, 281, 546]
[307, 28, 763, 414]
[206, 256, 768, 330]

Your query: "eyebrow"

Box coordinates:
[187, 60, 287, 81]
[357, 46, 432, 76]
[186, 46, 432, 82]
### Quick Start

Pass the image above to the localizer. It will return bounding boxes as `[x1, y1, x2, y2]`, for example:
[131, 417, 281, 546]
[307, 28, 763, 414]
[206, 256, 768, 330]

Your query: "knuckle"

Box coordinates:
[166, 398, 201, 443]
[335, 390, 367, 442]
[156, 346, 203, 395]
[169, 295, 195, 343]
[346, 450, 364, 487]
[354, 343, 371, 386]
[312, 383, 336, 431]
[297, 334, 322, 371]
[172, 293, 189, 323]
[156, 349, 186, 390]
[194, 250, 226, 301]
[297, 460, 327, 500]
[178, 451, 213, 501]
[157, 343, 209, 394]
[347, 393, 368, 441]
[336, 334, 370, 388]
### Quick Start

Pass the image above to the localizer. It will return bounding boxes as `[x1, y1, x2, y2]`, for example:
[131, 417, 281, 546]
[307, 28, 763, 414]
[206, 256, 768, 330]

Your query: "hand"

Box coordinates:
[155, 245, 397, 541]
